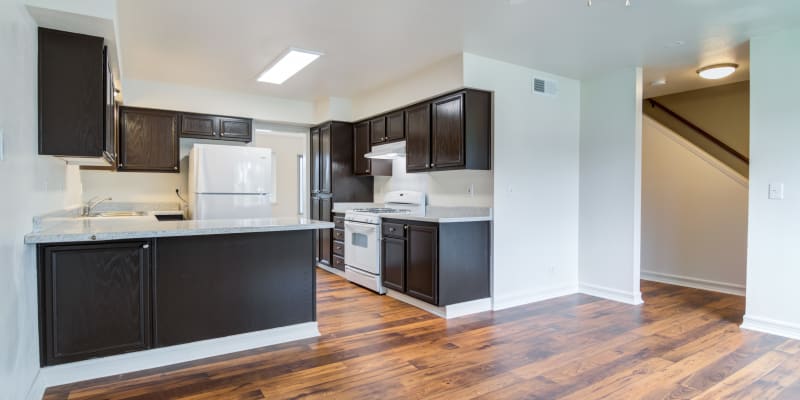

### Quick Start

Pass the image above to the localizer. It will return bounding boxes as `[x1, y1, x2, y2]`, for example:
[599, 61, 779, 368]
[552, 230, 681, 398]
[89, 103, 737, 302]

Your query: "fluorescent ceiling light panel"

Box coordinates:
[258, 48, 322, 84]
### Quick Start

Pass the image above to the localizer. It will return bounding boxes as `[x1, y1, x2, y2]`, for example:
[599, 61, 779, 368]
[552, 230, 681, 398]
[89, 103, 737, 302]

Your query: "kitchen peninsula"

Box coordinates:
[26, 210, 333, 367]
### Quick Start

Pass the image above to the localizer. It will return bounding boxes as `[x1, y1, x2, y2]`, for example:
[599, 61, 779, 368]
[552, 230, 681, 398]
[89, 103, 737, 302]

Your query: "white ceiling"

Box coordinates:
[117, 0, 800, 101]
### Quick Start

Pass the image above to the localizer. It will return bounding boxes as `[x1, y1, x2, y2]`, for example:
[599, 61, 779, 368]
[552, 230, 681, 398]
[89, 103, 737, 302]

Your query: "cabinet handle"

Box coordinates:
[142, 244, 150, 249]
[404, 225, 408, 230]
[119, 163, 124, 167]
[173, 166, 178, 171]
[220, 132, 225, 137]
[430, 163, 435, 167]
[366, 169, 370, 173]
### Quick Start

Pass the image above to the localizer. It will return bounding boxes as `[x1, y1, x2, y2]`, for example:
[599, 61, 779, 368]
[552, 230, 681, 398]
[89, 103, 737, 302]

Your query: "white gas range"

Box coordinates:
[344, 191, 426, 294]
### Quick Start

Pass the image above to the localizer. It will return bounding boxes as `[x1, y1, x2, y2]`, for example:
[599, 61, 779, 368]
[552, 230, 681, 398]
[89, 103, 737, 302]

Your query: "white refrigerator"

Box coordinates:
[188, 144, 273, 220]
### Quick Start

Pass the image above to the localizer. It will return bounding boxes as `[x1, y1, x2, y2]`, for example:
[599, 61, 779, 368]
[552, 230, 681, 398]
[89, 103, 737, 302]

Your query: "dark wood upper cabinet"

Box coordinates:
[179, 113, 252, 142]
[370, 116, 387, 144]
[118, 107, 179, 172]
[431, 93, 466, 169]
[320, 124, 332, 193]
[353, 121, 372, 176]
[405, 103, 432, 172]
[218, 117, 252, 142]
[179, 113, 217, 139]
[38, 28, 115, 162]
[386, 111, 405, 142]
[38, 241, 152, 366]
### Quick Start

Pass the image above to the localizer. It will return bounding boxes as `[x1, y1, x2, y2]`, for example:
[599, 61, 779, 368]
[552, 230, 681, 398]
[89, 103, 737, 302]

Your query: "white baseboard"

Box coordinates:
[492, 284, 578, 311]
[741, 315, 800, 341]
[386, 290, 491, 319]
[316, 263, 345, 277]
[579, 282, 643, 305]
[641, 270, 745, 296]
[27, 322, 319, 400]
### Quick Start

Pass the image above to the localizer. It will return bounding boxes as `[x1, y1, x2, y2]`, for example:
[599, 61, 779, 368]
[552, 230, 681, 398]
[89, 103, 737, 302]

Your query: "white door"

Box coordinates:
[193, 145, 271, 194]
[344, 221, 380, 275]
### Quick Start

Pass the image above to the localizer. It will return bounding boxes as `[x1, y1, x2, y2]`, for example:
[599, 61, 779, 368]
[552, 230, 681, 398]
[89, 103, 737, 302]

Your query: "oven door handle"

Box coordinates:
[344, 221, 377, 233]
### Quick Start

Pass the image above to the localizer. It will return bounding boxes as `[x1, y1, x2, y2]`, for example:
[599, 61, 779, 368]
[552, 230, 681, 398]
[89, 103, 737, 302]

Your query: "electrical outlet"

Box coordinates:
[468, 184, 475, 197]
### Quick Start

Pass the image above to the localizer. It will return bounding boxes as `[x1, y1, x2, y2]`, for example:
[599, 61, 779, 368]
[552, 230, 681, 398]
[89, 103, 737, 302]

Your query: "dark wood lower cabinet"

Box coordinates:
[381, 219, 489, 307]
[382, 236, 406, 292]
[37, 230, 317, 366]
[405, 224, 439, 304]
[38, 241, 152, 366]
[154, 231, 314, 346]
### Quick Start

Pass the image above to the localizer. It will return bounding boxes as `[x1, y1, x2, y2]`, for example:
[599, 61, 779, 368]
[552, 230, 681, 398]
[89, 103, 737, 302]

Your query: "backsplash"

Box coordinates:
[373, 158, 493, 207]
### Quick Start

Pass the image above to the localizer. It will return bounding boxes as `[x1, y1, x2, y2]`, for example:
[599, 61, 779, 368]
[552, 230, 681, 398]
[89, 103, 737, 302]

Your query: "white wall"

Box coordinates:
[462, 53, 581, 310]
[252, 132, 306, 217]
[374, 159, 492, 207]
[351, 54, 464, 120]
[313, 97, 353, 123]
[578, 67, 644, 305]
[121, 78, 315, 125]
[641, 116, 748, 295]
[742, 27, 800, 340]
[0, 1, 83, 399]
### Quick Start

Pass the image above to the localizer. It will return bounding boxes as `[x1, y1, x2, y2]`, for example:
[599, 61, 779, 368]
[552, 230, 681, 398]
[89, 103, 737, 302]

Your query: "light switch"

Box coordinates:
[769, 183, 784, 200]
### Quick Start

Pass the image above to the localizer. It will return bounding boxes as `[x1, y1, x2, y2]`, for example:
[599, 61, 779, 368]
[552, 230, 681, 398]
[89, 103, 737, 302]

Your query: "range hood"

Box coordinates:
[364, 141, 405, 160]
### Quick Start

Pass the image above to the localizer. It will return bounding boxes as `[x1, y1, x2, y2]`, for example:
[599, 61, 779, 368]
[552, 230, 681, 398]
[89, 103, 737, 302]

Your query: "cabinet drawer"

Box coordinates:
[382, 222, 406, 238]
[333, 215, 345, 229]
[333, 240, 345, 256]
[333, 228, 345, 241]
[332, 255, 345, 271]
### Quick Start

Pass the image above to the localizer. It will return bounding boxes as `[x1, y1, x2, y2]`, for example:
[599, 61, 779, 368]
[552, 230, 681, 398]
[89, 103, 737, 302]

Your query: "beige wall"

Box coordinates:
[252, 132, 306, 217]
[645, 81, 749, 176]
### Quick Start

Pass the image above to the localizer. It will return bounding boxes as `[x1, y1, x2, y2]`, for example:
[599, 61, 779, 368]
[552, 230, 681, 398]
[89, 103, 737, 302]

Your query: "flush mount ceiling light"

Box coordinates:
[697, 63, 738, 80]
[257, 48, 323, 84]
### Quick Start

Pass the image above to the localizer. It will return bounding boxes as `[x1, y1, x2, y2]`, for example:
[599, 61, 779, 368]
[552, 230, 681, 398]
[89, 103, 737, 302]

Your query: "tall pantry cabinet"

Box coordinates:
[309, 121, 374, 270]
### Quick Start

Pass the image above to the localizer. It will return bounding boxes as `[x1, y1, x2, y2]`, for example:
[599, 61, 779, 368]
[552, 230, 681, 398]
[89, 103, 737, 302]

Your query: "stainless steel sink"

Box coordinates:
[88, 211, 148, 218]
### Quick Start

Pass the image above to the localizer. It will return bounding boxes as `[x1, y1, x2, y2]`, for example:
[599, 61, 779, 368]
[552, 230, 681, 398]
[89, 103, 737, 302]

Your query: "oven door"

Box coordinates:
[344, 221, 380, 275]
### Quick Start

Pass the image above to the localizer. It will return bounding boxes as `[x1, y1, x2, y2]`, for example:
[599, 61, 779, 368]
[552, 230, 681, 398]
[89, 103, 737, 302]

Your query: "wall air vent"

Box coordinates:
[532, 77, 558, 96]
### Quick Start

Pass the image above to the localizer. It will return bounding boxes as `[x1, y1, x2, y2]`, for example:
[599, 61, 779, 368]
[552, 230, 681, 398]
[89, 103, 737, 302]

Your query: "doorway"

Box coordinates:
[251, 128, 308, 218]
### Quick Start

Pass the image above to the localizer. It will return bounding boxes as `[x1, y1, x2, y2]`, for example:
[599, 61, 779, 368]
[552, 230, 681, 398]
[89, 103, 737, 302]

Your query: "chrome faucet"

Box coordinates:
[83, 196, 112, 216]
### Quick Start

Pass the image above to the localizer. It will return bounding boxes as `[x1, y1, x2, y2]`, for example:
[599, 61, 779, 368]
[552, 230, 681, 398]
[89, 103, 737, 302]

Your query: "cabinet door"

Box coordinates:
[320, 124, 332, 193]
[386, 111, 405, 142]
[180, 113, 217, 139]
[103, 46, 116, 163]
[406, 224, 438, 305]
[38, 28, 104, 157]
[431, 93, 465, 169]
[405, 103, 432, 172]
[370, 116, 387, 144]
[319, 197, 332, 266]
[310, 128, 321, 194]
[382, 236, 406, 292]
[311, 197, 321, 263]
[40, 241, 151, 366]
[218, 117, 252, 142]
[353, 121, 372, 175]
[119, 108, 179, 172]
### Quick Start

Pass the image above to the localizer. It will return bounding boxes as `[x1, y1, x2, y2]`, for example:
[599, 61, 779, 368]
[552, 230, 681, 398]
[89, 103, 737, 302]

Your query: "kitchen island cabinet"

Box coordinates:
[30, 217, 331, 366]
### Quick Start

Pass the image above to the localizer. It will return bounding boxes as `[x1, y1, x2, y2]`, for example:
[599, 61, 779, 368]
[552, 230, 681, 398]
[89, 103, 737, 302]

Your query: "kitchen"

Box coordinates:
[7, 1, 798, 399]
[20, 7, 496, 392]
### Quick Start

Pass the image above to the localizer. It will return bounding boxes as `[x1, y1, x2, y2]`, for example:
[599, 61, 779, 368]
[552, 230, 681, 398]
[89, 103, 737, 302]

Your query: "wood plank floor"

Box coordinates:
[44, 270, 800, 400]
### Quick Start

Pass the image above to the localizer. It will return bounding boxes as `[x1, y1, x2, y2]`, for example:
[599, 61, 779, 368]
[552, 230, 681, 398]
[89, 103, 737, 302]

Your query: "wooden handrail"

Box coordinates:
[647, 99, 749, 164]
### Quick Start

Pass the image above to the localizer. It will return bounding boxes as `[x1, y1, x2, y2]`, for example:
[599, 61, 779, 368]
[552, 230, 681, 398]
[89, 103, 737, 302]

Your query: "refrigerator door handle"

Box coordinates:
[298, 154, 305, 216]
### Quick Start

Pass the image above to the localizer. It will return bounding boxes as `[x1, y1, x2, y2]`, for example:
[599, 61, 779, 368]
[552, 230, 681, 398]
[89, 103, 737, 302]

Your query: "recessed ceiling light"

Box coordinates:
[258, 48, 323, 85]
[697, 63, 738, 80]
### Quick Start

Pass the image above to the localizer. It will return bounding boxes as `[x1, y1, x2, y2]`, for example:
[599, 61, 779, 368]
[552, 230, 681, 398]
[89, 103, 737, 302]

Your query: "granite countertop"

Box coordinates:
[332, 203, 492, 223]
[26, 203, 334, 244]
